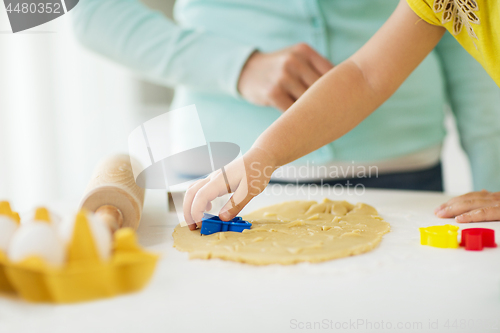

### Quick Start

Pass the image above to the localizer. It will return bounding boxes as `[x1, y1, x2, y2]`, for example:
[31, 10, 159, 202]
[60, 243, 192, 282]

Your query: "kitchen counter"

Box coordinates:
[2, 186, 499, 333]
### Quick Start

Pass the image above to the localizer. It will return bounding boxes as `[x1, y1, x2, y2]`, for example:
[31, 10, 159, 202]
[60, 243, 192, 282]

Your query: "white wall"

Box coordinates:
[0, 9, 144, 211]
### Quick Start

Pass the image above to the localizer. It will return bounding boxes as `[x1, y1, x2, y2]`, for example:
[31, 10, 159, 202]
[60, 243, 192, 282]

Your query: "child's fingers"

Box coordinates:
[219, 183, 253, 221]
[191, 175, 229, 224]
[435, 199, 496, 218]
[434, 190, 490, 213]
[455, 204, 500, 223]
[183, 178, 210, 230]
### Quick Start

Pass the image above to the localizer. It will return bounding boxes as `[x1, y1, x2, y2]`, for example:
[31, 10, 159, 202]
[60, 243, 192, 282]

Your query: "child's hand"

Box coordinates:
[183, 147, 277, 230]
[435, 190, 500, 222]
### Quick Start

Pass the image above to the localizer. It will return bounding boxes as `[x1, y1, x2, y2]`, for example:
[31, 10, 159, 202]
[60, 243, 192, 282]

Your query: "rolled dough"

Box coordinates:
[173, 199, 390, 265]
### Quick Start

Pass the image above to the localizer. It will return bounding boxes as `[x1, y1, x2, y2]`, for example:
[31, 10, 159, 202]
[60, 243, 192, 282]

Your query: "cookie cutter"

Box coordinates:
[200, 213, 252, 236]
[460, 228, 497, 251]
[419, 224, 459, 248]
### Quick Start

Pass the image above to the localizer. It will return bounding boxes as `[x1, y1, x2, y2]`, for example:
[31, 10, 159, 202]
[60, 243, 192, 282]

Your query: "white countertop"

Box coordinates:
[2, 187, 500, 333]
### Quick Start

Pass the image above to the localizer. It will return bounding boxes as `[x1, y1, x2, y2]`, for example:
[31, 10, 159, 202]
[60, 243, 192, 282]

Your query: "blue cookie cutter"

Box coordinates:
[200, 213, 252, 236]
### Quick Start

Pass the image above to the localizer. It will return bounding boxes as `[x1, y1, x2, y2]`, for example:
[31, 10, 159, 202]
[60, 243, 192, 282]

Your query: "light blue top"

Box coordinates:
[72, 0, 500, 191]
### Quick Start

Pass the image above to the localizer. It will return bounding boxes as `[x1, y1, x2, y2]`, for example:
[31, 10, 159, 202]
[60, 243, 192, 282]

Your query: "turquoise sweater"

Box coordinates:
[72, 0, 500, 191]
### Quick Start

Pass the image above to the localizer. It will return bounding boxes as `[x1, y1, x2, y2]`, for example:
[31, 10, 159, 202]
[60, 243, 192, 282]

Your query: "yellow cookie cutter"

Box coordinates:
[419, 224, 459, 248]
[0, 209, 159, 303]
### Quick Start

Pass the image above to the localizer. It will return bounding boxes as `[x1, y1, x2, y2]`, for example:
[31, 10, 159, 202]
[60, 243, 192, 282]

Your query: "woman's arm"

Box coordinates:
[184, 1, 446, 225]
[72, 0, 255, 95]
[72, 0, 334, 104]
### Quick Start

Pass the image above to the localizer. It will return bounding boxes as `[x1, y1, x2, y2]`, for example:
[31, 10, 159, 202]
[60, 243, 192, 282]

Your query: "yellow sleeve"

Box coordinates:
[406, 0, 443, 26]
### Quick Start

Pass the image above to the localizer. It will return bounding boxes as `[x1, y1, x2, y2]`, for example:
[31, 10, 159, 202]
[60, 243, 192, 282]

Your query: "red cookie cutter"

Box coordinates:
[459, 228, 497, 251]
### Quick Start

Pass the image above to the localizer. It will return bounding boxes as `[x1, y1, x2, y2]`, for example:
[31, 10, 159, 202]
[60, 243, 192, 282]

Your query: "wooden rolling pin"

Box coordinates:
[80, 154, 145, 233]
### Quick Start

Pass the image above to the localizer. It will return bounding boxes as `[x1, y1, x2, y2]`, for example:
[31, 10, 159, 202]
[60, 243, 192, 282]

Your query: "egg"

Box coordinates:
[59, 211, 112, 260]
[8, 222, 66, 266]
[0, 215, 18, 253]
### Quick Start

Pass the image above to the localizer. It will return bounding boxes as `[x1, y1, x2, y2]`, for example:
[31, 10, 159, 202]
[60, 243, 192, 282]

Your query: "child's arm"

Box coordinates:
[184, 1, 445, 227]
[252, 1, 445, 165]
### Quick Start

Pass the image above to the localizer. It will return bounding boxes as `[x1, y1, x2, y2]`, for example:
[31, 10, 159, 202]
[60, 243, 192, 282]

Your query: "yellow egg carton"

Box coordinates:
[0, 201, 20, 224]
[0, 206, 159, 303]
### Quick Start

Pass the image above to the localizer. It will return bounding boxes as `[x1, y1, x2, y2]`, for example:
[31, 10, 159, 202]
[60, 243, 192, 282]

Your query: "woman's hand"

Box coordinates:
[183, 147, 278, 230]
[238, 43, 333, 112]
[435, 190, 500, 222]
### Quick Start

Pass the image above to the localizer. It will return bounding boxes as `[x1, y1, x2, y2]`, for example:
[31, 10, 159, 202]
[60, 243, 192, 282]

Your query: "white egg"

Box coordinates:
[88, 214, 112, 260]
[59, 212, 112, 260]
[8, 222, 66, 266]
[0, 216, 18, 252]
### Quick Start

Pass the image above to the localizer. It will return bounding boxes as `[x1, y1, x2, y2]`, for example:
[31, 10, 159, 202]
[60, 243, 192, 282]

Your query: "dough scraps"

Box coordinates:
[173, 199, 390, 265]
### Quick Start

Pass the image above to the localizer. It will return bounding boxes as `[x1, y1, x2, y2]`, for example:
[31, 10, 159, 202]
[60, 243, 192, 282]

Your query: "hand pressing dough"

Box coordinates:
[173, 199, 390, 265]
